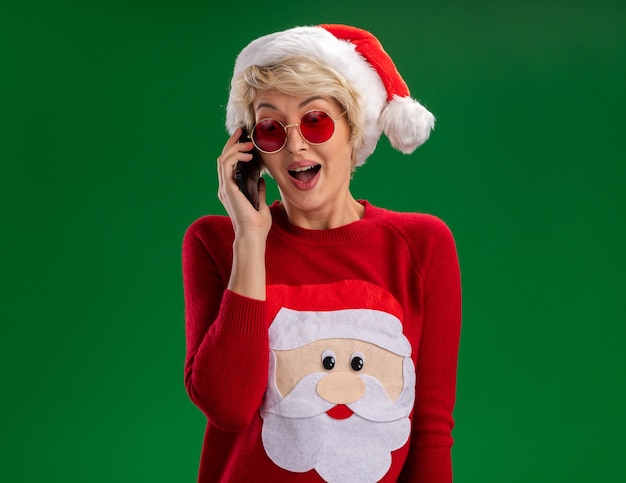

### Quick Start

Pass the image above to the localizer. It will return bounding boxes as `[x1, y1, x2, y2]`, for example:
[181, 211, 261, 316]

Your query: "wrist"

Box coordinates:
[232, 232, 267, 255]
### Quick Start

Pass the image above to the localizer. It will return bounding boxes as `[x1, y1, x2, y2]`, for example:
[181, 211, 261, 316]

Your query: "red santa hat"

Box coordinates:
[226, 24, 435, 167]
[266, 280, 412, 357]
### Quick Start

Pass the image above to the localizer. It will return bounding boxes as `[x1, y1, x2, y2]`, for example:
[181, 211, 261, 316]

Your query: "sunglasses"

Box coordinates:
[249, 110, 347, 154]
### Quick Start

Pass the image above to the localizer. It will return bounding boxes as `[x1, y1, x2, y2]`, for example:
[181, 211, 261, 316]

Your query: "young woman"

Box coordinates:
[183, 24, 462, 482]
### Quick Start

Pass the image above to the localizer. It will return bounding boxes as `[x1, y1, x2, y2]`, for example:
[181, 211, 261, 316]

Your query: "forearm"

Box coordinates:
[401, 215, 462, 482]
[183, 220, 270, 430]
[227, 234, 267, 301]
[185, 290, 269, 430]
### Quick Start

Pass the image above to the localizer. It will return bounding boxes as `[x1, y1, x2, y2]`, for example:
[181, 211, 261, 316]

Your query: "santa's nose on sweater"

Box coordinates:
[317, 371, 365, 404]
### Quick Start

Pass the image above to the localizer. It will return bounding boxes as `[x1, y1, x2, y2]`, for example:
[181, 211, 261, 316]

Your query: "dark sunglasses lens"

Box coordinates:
[252, 119, 286, 153]
[300, 111, 335, 144]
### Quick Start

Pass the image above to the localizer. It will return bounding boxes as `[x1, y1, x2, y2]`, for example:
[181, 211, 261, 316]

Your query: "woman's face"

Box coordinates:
[253, 90, 355, 223]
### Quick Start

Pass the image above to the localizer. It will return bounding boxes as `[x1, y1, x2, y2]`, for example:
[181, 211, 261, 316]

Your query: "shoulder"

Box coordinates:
[183, 214, 234, 250]
[366, 203, 459, 274]
[185, 214, 232, 236]
[367, 204, 456, 244]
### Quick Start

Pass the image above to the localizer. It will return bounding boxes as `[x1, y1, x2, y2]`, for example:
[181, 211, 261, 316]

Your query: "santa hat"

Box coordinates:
[266, 280, 412, 357]
[269, 307, 412, 356]
[226, 24, 435, 167]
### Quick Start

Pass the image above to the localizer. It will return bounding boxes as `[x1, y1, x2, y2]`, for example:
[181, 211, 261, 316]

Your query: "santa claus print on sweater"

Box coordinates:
[261, 280, 416, 483]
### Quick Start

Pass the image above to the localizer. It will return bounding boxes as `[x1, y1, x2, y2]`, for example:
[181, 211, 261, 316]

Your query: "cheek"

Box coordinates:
[259, 154, 281, 179]
[322, 143, 353, 175]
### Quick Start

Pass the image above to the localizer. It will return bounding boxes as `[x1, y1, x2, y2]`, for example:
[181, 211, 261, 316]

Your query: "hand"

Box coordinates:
[217, 128, 272, 240]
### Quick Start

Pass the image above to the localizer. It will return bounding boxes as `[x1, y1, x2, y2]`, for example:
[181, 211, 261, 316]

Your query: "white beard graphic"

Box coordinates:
[261, 360, 415, 483]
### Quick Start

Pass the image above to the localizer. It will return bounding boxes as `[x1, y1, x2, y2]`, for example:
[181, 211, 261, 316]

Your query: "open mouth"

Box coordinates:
[288, 164, 321, 183]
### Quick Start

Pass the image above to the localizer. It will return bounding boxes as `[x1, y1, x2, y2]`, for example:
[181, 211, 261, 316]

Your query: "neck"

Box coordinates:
[281, 196, 365, 230]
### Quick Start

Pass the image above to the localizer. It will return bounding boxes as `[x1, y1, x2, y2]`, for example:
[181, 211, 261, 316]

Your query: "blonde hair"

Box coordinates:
[229, 56, 365, 160]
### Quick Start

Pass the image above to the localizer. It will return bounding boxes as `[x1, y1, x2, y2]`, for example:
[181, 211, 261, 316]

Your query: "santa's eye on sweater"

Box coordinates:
[350, 352, 365, 371]
[321, 350, 336, 370]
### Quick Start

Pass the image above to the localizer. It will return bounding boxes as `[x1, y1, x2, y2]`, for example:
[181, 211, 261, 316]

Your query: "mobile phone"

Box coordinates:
[235, 128, 262, 210]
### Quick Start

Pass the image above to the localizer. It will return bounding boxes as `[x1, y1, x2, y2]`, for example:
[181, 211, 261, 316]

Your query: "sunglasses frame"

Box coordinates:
[250, 110, 347, 154]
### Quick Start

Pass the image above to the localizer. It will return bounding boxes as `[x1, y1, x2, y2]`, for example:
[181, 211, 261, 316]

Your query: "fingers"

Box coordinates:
[217, 129, 252, 188]
[218, 129, 252, 170]
[216, 128, 262, 216]
[216, 131, 271, 240]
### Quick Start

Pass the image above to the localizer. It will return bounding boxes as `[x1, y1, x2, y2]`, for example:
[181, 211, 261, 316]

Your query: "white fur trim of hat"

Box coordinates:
[269, 307, 412, 356]
[226, 24, 435, 167]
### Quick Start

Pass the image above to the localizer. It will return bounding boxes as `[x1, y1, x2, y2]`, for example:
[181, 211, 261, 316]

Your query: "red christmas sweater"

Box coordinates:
[182, 201, 462, 483]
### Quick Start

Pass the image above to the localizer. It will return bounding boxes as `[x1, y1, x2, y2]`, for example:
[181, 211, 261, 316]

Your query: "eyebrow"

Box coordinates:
[299, 96, 325, 108]
[255, 96, 326, 112]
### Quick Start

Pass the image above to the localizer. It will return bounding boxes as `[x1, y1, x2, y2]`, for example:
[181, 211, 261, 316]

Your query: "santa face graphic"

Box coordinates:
[261, 305, 416, 483]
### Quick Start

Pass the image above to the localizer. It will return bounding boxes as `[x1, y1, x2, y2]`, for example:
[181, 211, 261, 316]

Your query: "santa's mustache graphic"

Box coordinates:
[261, 358, 415, 483]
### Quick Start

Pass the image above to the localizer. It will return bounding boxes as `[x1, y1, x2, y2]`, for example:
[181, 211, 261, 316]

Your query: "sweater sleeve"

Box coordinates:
[400, 215, 462, 482]
[182, 218, 270, 431]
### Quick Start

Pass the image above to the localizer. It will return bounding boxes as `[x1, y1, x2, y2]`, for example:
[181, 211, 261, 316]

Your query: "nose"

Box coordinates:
[284, 122, 307, 153]
[316, 372, 365, 404]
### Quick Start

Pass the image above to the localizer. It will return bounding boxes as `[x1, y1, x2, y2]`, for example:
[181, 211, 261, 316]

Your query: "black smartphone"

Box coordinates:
[235, 128, 262, 210]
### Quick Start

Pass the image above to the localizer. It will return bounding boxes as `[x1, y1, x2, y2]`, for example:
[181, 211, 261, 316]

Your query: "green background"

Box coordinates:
[2, 0, 624, 481]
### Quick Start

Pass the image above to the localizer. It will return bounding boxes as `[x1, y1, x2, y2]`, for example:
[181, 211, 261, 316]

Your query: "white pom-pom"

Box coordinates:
[380, 95, 435, 154]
